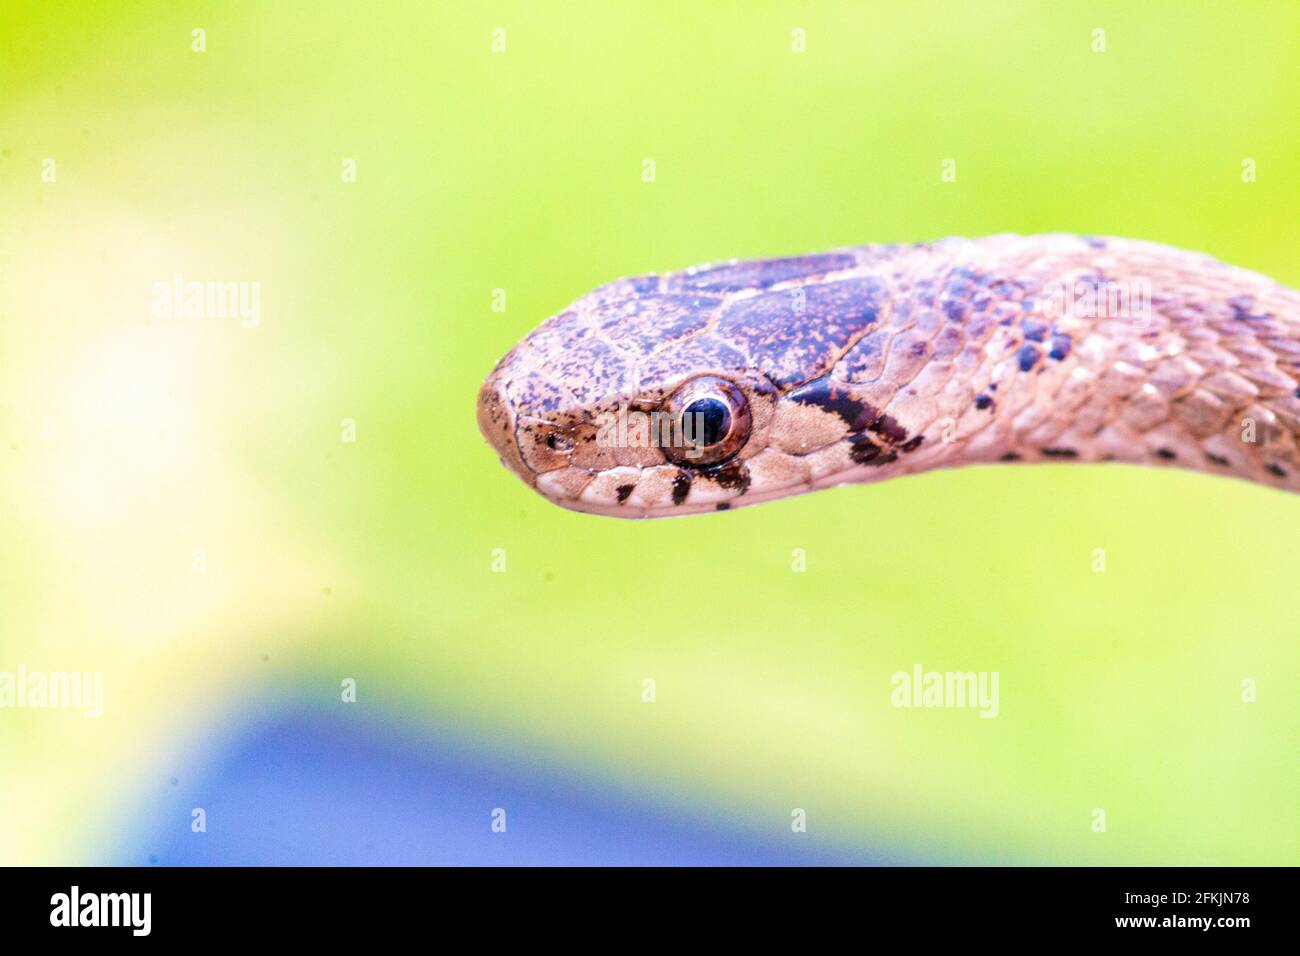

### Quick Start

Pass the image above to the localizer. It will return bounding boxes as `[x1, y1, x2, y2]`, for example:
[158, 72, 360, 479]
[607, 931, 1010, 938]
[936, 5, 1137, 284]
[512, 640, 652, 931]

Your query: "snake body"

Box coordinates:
[478, 235, 1300, 517]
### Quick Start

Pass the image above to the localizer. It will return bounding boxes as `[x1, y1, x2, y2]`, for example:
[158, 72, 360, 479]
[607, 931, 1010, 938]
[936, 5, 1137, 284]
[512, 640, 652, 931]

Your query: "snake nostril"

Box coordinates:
[545, 432, 574, 452]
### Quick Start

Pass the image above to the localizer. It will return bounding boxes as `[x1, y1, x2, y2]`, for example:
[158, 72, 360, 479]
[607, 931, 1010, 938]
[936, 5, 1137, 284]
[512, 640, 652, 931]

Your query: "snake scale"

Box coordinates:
[478, 234, 1300, 517]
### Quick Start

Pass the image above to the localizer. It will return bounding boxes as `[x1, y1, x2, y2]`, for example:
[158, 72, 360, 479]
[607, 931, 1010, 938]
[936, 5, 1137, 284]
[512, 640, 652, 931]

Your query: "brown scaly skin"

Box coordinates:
[478, 234, 1300, 518]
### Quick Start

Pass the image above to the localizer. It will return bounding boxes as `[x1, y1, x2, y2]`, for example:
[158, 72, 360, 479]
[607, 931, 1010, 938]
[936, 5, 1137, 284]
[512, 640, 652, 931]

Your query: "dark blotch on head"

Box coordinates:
[1266, 463, 1287, 478]
[999, 451, 1022, 462]
[715, 502, 730, 511]
[868, 414, 908, 443]
[1207, 453, 1230, 467]
[704, 460, 751, 494]
[1155, 448, 1177, 460]
[615, 484, 634, 503]
[900, 435, 924, 453]
[848, 434, 880, 464]
[1048, 334, 1072, 361]
[1041, 447, 1078, 458]
[974, 393, 994, 411]
[788, 375, 876, 432]
[671, 471, 691, 505]
[848, 433, 897, 466]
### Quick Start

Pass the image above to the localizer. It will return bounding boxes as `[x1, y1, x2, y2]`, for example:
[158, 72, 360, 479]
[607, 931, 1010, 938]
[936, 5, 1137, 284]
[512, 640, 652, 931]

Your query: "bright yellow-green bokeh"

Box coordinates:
[1, 0, 1297, 864]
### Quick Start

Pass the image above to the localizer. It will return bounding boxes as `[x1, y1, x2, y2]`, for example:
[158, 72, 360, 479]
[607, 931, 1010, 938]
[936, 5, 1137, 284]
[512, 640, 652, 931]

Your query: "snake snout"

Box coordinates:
[476, 374, 531, 484]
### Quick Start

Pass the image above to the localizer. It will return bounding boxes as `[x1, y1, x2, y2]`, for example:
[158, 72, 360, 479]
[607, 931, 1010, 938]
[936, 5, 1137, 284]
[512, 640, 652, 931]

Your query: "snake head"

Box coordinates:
[477, 293, 783, 517]
[477, 253, 916, 517]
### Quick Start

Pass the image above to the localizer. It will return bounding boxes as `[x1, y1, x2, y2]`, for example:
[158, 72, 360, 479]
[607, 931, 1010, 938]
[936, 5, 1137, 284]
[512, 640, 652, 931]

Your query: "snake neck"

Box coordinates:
[820, 236, 1300, 492]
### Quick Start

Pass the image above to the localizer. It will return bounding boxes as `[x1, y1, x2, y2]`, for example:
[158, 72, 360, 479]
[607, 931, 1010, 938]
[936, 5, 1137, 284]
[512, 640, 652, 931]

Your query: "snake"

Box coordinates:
[477, 234, 1300, 518]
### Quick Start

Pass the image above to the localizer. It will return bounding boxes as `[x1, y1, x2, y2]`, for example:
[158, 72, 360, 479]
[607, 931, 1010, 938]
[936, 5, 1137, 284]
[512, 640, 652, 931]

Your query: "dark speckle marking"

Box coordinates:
[999, 452, 1021, 462]
[715, 276, 883, 387]
[1207, 453, 1230, 467]
[974, 393, 994, 411]
[1017, 344, 1041, 372]
[671, 471, 691, 505]
[715, 502, 730, 511]
[1228, 295, 1257, 321]
[592, 294, 719, 358]
[1048, 334, 1072, 361]
[900, 435, 924, 453]
[615, 483, 634, 503]
[1020, 319, 1048, 342]
[1155, 448, 1177, 460]
[1041, 447, 1078, 458]
[1266, 463, 1287, 478]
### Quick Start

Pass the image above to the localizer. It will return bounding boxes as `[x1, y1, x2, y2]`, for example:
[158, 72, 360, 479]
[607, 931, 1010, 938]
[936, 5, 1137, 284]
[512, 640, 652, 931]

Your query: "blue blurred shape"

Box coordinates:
[126, 708, 883, 866]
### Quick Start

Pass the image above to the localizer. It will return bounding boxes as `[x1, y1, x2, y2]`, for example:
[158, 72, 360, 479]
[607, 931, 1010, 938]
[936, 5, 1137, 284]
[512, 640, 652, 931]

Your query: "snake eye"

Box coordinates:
[684, 397, 730, 447]
[662, 376, 750, 466]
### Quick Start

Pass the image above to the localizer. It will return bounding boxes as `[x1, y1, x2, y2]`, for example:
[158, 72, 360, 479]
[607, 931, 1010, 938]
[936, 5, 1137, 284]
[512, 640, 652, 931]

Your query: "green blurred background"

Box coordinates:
[1, 0, 1297, 865]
